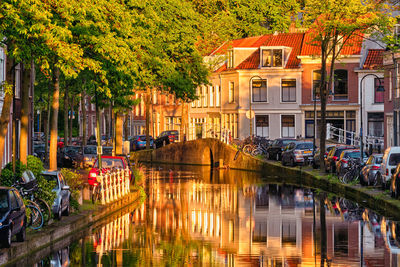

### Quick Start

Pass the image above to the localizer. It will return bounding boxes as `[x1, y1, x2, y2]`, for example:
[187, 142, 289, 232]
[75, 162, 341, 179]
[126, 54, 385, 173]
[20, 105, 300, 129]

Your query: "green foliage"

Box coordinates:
[61, 168, 84, 211]
[0, 161, 27, 187]
[27, 155, 44, 178]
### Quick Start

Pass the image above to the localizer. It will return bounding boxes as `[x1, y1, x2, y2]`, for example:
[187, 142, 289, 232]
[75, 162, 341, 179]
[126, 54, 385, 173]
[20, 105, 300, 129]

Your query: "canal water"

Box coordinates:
[8, 165, 400, 266]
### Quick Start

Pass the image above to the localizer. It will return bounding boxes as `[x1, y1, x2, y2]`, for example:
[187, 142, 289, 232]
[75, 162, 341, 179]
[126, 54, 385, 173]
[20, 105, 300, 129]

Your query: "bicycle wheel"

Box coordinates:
[251, 148, 262, 156]
[342, 171, 353, 184]
[243, 145, 253, 155]
[35, 198, 52, 224]
[28, 204, 44, 230]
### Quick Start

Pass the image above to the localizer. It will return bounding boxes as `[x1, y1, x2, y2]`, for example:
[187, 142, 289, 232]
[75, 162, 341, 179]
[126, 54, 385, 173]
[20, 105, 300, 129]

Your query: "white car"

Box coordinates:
[380, 146, 400, 189]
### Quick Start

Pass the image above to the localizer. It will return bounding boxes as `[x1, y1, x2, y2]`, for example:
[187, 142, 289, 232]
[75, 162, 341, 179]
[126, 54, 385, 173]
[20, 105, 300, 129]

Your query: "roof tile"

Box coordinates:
[363, 49, 384, 70]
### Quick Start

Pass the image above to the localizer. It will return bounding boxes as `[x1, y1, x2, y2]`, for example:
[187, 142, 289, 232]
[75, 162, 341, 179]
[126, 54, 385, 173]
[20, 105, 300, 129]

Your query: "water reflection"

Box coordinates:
[17, 165, 400, 266]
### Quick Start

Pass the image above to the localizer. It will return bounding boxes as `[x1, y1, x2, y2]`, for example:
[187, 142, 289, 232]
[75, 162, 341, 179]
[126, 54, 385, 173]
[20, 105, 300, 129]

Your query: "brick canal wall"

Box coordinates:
[0, 191, 141, 266]
[130, 138, 268, 172]
[131, 138, 400, 219]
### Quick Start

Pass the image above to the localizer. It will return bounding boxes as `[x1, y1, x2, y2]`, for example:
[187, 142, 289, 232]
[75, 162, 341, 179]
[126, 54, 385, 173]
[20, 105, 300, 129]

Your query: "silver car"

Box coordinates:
[42, 171, 71, 220]
[361, 154, 383, 186]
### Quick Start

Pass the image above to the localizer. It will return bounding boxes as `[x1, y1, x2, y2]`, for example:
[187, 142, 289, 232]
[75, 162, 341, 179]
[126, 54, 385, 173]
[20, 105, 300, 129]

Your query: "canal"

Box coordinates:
[7, 165, 400, 266]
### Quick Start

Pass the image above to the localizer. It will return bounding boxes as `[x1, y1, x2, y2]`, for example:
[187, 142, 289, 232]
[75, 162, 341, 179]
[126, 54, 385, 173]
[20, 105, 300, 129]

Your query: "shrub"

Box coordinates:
[0, 161, 26, 187]
[61, 168, 84, 211]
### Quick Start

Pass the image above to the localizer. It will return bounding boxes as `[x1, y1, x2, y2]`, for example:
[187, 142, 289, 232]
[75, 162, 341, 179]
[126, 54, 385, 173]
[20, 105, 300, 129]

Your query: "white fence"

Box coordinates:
[326, 124, 384, 152]
[97, 168, 131, 205]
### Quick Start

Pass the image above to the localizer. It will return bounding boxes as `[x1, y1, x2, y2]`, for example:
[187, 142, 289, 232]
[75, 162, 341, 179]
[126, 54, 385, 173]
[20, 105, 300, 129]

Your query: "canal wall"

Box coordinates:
[0, 190, 141, 266]
[131, 138, 400, 220]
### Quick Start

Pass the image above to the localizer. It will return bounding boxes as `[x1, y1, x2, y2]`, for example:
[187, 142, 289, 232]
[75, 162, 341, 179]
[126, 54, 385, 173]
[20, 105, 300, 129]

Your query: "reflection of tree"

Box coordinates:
[319, 192, 328, 267]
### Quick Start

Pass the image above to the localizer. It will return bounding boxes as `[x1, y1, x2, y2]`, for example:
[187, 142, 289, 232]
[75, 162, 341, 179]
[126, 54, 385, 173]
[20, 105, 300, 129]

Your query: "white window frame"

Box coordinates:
[255, 114, 269, 138]
[227, 50, 234, 69]
[281, 78, 296, 103]
[216, 85, 221, 107]
[251, 79, 268, 103]
[202, 86, 207, 107]
[261, 48, 283, 68]
[280, 114, 295, 138]
[312, 70, 321, 101]
[209, 86, 214, 107]
[229, 82, 234, 103]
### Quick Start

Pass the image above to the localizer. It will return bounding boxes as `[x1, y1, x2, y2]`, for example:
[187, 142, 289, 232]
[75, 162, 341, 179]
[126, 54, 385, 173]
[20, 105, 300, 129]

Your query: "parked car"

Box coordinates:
[42, 171, 71, 220]
[312, 145, 335, 168]
[130, 135, 154, 151]
[324, 145, 356, 173]
[266, 138, 297, 161]
[390, 163, 400, 198]
[83, 146, 97, 168]
[33, 143, 46, 162]
[57, 146, 83, 168]
[281, 142, 314, 166]
[361, 154, 383, 186]
[102, 146, 113, 155]
[335, 149, 368, 176]
[154, 130, 179, 148]
[34, 132, 45, 142]
[0, 187, 26, 247]
[381, 146, 400, 189]
[88, 155, 134, 186]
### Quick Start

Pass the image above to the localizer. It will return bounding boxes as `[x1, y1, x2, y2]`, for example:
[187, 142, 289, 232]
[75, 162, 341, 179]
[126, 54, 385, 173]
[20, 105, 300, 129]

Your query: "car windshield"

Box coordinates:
[375, 156, 383, 164]
[0, 191, 8, 211]
[94, 158, 124, 169]
[42, 174, 59, 189]
[335, 148, 351, 157]
[84, 146, 97, 154]
[389, 153, 400, 166]
[65, 146, 82, 155]
[282, 140, 295, 146]
[345, 151, 367, 159]
[296, 143, 313, 150]
[102, 147, 113, 155]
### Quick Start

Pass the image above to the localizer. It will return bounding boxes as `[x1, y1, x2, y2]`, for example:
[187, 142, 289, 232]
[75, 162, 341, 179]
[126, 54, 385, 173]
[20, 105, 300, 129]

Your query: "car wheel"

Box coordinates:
[62, 201, 70, 216]
[16, 224, 25, 242]
[2, 227, 11, 248]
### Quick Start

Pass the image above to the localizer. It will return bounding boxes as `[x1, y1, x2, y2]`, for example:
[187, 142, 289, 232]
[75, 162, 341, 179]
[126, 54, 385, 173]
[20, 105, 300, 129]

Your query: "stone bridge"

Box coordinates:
[130, 138, 265, 171]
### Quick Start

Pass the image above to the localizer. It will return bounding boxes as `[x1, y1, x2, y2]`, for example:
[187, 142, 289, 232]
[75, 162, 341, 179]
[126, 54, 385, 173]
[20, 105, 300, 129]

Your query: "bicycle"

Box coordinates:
[14, 187, 44, 230]
[341, 158, 363, 184]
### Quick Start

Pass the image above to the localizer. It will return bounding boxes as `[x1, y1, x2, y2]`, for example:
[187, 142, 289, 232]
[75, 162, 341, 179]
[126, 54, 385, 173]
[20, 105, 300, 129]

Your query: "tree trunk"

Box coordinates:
[319, 193, 327, 266]
[0, 56, 14, 171]
[123, 114, 129, 141]
[45, 82, 51, 165]
[319, 48, 328, 170]
[20, 63, 30, 165]
[145, 87, 151, 149]
[49, 67, 60, 171]
[180, 102, 188, 142]
[115, 112, 123, 154]
[64, 85, 69, 146]
[69, 95, 74, 143]
[81, 91, 87, 146]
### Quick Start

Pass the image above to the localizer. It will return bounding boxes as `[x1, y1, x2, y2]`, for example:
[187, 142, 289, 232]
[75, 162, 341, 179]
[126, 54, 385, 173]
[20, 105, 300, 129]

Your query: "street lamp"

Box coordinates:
[359, 73, 384, 160]
[249, 76, 263, 139]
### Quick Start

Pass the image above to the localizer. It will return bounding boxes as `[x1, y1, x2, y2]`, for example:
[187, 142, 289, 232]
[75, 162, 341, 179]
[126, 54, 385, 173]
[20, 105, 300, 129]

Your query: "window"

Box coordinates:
[227, 50, 234, 68]
[209, 86, 214, 107]
[253, 222, 267, 243]
[0, 48, 4, 83]
[375, 78, 384, 103]
[282, 221, 296, 246]
[281, 79, 296, 102]
[255, 115, 269, 137]
[252, 79, 267, 102]
[368, 112, 384, 137]
[281, 115, 295, 138]
[196, 88, 201, 107]
[396, 63, 400, 98]
[333, 69, 348, 100]
[153, 91, 157, 104]
[9, 191, 18, 210]
[215, 85, 220, 107]
[165, 116, 181, 131]
[262, 49, 283, 67]
[202, 87, 207, 107]
[229, 82, 234, 103]
[313, 70, 321, 100]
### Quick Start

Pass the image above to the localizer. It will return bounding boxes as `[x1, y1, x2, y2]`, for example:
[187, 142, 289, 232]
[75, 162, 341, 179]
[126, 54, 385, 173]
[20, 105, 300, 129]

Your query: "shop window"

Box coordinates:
[282, 79, 296, 102]
[252, 79, 267, 102]
[281, 115, 295, 138]
[368, 113, 384, 137]
[333, 69, 348, 100]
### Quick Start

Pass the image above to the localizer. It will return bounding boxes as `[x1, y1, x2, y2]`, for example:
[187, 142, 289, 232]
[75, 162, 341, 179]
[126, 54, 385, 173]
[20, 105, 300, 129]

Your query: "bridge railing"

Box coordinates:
[97, 168, 131, 205]
[187, 124, 231, 144]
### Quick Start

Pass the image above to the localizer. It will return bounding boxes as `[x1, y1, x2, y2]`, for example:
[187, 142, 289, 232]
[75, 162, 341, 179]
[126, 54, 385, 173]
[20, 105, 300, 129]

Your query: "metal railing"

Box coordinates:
[97, 168, 131, 204]
[326, 124, 384, 152]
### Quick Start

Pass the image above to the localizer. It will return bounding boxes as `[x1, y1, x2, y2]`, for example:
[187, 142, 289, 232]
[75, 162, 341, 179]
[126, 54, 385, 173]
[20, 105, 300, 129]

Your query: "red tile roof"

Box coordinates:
[363, 49, 384, 70]
[235, 33, 305, 70]
[300, 31, 363, 56]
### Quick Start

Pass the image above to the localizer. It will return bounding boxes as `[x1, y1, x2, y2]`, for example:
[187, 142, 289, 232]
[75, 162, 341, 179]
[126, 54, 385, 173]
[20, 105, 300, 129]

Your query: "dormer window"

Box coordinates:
[227, 50, 234, 69]
[262, 49, 283, 67]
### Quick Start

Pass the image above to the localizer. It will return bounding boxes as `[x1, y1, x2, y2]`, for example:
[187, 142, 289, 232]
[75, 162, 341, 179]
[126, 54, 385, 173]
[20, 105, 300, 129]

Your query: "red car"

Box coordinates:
[88, 155, 133, 186]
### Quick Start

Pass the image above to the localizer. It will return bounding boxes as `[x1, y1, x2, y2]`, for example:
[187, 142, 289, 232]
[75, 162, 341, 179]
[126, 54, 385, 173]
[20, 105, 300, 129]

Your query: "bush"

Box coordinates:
[0, 161, 26, 187]
[61, 168, 84, 211]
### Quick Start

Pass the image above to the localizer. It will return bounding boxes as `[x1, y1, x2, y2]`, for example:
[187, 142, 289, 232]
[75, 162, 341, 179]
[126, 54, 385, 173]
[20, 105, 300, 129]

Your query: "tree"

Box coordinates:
[303, 0, 386, 169]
